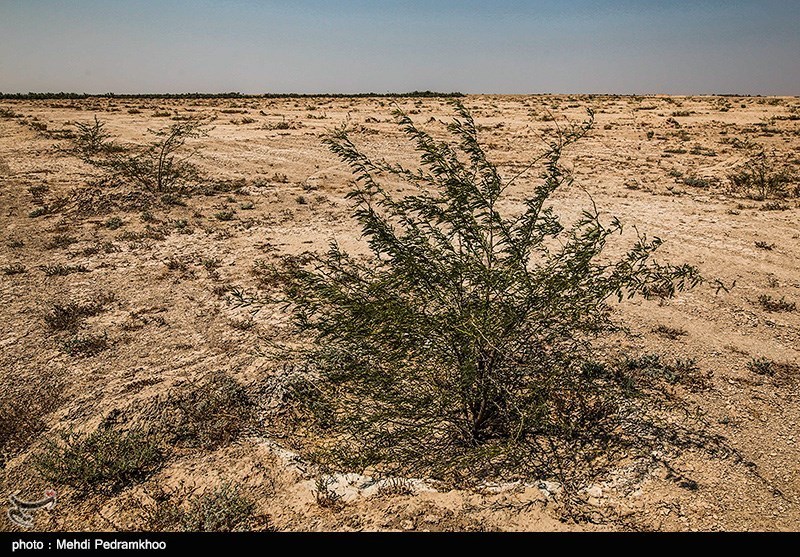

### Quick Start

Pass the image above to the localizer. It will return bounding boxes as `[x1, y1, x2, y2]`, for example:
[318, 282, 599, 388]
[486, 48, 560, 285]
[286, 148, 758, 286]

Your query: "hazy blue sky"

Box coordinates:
[1, 0, 798, 95]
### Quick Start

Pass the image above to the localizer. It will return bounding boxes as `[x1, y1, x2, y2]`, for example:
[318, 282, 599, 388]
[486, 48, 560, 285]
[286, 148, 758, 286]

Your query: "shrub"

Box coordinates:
[45, 234, 78, 250]
[60, 332, 109, 356]
[78, 119, 205, 193]
[1, 263, 27, 275]
[242, 103, 704, 486]
[747, 357, 775, 376]
[28, 207, 49, 218]
[620, 353, 707, 388]
[313, 476, 344, 509]
[40, 264, 89, 276]
[760, 201, 789, 211]
[142, 371, 254, 450]
[73, 116, 115, 156]
[757, 294, 796, 312]
[1, 372, 63, 467]
[747, 357, 799, 384]
[653, 324, 687, 340]
[44, 298, 111, 330]
[104, 216, 124, 229]
[728, 151, 798, 200]
[33, 423, 163, 492]
[139, 482, 267, 531]
[682, 176, 711, 189]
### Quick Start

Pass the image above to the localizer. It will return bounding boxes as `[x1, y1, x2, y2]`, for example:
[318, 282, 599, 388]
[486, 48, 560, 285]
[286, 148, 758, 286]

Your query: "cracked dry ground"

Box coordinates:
[1, 95, 798, 531]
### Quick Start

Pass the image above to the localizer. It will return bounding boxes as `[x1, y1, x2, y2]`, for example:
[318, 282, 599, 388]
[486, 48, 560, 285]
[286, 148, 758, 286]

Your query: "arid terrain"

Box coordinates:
[1, 94, 798, 532]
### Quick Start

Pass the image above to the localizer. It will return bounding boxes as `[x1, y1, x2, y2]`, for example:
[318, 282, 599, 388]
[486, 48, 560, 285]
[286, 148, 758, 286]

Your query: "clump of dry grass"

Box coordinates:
[33, 422, 163, 493]
[44, 295, 114, 330]
[0, 372, 64, 467]
[137, 482, 270, 531]
[757, 294, 796, 312]
[141, 371, 255, 450]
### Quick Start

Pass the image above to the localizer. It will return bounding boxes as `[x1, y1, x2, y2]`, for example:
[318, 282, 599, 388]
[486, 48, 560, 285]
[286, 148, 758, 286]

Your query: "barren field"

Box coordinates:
[1, 94, 799, 532]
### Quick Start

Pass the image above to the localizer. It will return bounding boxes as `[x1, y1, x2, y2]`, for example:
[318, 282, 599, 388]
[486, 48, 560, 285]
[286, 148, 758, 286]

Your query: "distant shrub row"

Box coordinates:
[0, 90, 464, 100]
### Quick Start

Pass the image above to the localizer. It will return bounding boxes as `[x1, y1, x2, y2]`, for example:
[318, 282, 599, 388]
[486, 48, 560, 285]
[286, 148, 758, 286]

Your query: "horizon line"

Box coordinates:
[2, 91, 798, 100]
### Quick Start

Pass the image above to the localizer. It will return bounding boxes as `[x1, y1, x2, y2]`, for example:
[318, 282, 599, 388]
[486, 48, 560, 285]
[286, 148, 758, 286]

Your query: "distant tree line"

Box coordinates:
[0, 91, 465, 100]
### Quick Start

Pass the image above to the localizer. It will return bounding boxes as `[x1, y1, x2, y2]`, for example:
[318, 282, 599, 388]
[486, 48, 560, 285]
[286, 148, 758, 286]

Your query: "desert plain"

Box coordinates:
[0, 94, 798, 531]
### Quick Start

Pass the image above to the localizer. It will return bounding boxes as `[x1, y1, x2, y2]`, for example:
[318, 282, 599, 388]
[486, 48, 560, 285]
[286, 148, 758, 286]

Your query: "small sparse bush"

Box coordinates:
[28, 119, 48, 133]
[228, 317, 255, 330]
[0, 107, 20, 118]
[654, 325, 687, 340]
[621, 354, 707, 388]
[139, 482, 266, 531]
[760, 201, 789, 211]
[214, 210, 236, 221]
[45, 234, 78, 250]
[746, 357, 798, 385]
[689, 144, 716, 157]
[40, 263, 89, 276]
[728, 151, 798, 200]
[757, 294, 796, 312]
[163, 256, 194, 278]
[161, 193, 187, 206]
[164, 257, 188, 272]
[748, 357, 775, 376]
[376, 477, 416, 497]
[1, 372, 63, 467]
[202, 179, 246, 196]
[682, 176, 711, 189]
[176, 484, 260, 531]
[101, 241, 122, 253]
[201, 257, 222, 280]
[104, 216, 124, 229]
[171, 219, 191, 233]
[754, 241, 775, 250]
[142, 371, 254, 450]
[28, 206, 49, 218]
[60, 332, 109, 356]
[269, 121, 294, 130]
[45, 297, 111, 330]
[79, 119, 205, 193]
[313, 476, 344, 509]
[73, 116, 116, 156]
[28, 184, 49, 201]
[2, 263, 27, 275]
[33, 423, 162, 493]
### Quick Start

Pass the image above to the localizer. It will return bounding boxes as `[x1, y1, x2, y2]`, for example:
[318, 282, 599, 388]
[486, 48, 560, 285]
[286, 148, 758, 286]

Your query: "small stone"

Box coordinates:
[538, 480, 562, 496]
[587, 485, 603, 498]
[401, 520, 415, 531]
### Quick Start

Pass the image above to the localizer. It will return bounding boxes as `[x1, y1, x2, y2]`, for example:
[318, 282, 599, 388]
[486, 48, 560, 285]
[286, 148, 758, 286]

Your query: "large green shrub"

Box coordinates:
[245, 102, 704, 486]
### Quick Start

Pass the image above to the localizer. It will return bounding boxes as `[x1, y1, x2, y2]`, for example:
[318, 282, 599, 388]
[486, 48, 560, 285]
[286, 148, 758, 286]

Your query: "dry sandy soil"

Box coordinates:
[0, 94, 798, 532]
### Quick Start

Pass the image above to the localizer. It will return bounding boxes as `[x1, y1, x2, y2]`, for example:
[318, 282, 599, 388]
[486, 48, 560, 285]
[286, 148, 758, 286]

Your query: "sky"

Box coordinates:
[1, 0, 798, 95]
